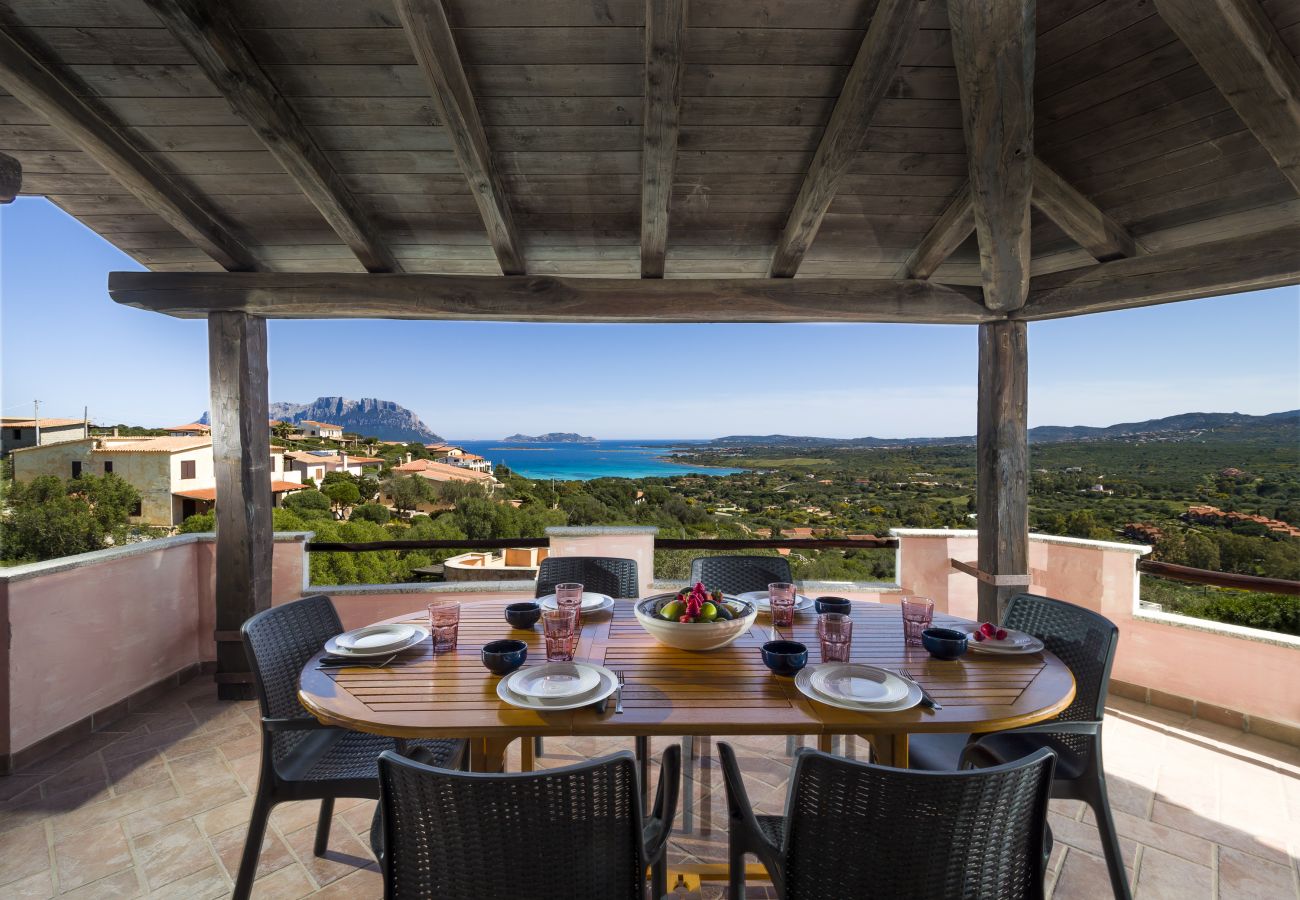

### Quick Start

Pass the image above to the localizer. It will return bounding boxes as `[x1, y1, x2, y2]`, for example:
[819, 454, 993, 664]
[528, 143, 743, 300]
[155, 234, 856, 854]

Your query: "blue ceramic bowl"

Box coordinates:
[814, 596, 853, 615]
[922, 627, 969, 661]
[481, 639, 528, 676]
[761, 640, 809, 676]
[504, 601, 542, 629]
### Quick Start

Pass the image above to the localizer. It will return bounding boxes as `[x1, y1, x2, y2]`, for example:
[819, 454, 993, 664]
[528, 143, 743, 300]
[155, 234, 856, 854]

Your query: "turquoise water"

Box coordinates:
[452, 440, 744, 481]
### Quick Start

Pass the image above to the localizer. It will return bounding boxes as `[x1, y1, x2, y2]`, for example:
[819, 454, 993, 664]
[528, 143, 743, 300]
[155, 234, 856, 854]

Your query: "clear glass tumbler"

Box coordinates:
[769, 582, 797, 628]
[428, 602, 461, 653]
[555, 582, 584, 628]
[900, 596, 934, 646]
[818, 612, 853, 663]
[542, 608, 577, 662]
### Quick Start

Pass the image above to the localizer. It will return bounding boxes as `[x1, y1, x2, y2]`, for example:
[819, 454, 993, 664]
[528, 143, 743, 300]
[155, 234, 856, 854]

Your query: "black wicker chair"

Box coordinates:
[376, 745, 681, 900]
[689, 554, 793, 595]
[909, 593, 1128, 900]
[534, 555, 640, 599]
[235, 595, 466, 900]
[719, 741, 1056, 899]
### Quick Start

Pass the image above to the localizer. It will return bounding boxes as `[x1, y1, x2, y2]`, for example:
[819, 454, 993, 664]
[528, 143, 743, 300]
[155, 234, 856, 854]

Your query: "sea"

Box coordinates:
[452, 440, 745, 482]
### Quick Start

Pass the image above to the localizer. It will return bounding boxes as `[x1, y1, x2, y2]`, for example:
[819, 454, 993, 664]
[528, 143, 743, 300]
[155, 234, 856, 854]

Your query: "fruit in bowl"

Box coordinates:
[636, 583, 757, 652]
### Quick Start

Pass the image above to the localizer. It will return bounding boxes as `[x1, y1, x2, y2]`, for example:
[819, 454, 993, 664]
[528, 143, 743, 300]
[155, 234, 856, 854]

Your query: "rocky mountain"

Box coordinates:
[711, 410, 1300, 448]
[502, 432, 597, 443]
[200, 397, 442, 443]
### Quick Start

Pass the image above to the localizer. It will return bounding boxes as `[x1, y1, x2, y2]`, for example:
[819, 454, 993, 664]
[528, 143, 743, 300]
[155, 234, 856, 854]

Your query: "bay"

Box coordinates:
[451, 439, 745, 481]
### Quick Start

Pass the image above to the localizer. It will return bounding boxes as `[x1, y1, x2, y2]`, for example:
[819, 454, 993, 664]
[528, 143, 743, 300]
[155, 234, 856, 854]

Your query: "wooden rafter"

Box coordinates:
[949, 0, 1035, 312]
[107, 271, 993, 324]
[1155, 0, 1300, 195]
[641, 0, 687, 278]
[898, 182, 975, 279]
[769, 0, 921, 277]
[144, 0, 400, 273]
[0, 27, 259, 271]
[1031, 158, 1138, 262]
[395, 0, 525, 275]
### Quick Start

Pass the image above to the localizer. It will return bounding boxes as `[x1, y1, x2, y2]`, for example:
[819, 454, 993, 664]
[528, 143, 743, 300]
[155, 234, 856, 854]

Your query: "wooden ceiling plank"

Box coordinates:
[641, 0, 687, 278]
[395, 0, 525, 275]
[949, 0, 1035, 312]
[768, 0, 923, 277]
[0, 27, 258, 270]
[1155, 0, 1300, 195]
[108, 271, 994, 324]
[897, 182, 975, 278]
[1017, 225, 1300, 318]
[1030, 157, 1138, 261]
[143, 0, 399, 273]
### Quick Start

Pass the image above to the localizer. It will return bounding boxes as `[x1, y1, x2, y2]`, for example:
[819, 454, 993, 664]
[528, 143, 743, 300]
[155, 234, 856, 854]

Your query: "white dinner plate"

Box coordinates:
[538, 591, 612, 611]
[810, 664, 909, 706]
[324, 626, 428, 658]
[507, 662, 602, 699]
[335, 623, 416, 654]
[738, 590, 814, 612]
[497, 665, 618, 712]
[952, 624, 1045, 655]
[795, 666, 923, 714]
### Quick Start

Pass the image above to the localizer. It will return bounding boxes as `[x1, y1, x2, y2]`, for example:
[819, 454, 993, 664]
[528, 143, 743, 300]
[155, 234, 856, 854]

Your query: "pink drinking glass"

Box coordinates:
[427, 602, 461, 653]
[900, 596, 934, 646]
[769, 582, 797, 628]
[818, 612, 853, 663]
[542, 608, 577, 662]
[555, 582, 584, 628]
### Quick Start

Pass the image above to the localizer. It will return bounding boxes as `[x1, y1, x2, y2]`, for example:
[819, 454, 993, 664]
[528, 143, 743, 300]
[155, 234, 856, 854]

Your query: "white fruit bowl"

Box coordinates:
[634, 593, 758, 652]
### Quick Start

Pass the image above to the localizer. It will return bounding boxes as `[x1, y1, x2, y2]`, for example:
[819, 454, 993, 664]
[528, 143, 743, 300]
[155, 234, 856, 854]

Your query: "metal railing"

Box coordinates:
[1136, 559, 1300, 596]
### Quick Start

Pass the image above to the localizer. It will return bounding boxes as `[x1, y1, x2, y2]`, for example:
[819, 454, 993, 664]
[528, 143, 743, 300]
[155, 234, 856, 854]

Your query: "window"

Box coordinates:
[130, 500, 142, 517]
[10, 428, 20, 440]
[71, 461, 82, 478]
[104, 461, 113, 474]
[180, 460, 196, 479]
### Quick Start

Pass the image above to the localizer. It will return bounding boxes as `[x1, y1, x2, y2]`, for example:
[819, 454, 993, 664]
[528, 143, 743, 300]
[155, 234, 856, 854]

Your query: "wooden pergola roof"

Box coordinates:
[0, 0, 1295, 322]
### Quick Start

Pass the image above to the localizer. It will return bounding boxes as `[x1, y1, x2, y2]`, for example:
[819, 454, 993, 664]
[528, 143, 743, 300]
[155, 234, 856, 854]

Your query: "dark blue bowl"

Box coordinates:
[761, 640, 809, 676]
[814, 596, 853, 615]
[504, 601, 541, 629]
[922, 627, 969, 661]
[481, 639, 528, 676]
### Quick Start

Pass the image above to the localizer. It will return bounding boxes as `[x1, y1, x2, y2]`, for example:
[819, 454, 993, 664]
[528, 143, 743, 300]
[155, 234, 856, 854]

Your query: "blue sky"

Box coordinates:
[3, 197, 1298, 439]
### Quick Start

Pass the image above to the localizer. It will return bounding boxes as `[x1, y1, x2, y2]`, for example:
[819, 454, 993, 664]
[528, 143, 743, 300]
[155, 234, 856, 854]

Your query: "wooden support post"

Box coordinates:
[976, 320, 1028, 623]
[208, 311, 272, 700]
[0, 151, 19, 203]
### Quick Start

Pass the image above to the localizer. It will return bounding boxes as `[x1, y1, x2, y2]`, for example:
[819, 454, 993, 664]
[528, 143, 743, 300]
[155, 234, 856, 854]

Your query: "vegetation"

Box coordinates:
[1, 473, 152, 563]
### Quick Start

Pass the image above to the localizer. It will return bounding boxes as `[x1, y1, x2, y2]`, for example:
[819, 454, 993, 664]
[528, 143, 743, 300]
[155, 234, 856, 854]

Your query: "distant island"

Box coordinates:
[502, 432, 597, 444]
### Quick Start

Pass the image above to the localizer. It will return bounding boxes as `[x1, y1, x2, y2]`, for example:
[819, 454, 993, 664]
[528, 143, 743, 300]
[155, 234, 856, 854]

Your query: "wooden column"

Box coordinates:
[208, 311, 272, 700]
[976, 319, 1028, 623]
[0, 151, 19, 203]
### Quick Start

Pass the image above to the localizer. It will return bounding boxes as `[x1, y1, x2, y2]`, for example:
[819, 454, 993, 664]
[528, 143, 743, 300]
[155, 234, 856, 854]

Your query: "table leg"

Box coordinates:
[520, 736, 535, 772]
[817, 734, 833, 753]
[468, 737, 513, 772]
[861, 733, 909, 768]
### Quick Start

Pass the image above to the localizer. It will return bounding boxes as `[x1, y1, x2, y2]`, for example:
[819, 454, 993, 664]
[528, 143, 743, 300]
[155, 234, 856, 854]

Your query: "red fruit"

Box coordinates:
[995, 628, 1008, 641]
[973, 630, 986, 642]
[980, 621, 996, 637]
[679, 615, 694, 623]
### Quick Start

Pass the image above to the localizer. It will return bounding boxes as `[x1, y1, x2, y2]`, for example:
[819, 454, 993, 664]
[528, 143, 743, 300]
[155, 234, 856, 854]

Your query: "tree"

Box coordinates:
[387, 474, 434, 514]
[283, 489, 332, 519]
[0, 476, 105, 562]
[322, 479, 361, 517]
[351, 503, 391, 526]
[71, 474, 141, 530]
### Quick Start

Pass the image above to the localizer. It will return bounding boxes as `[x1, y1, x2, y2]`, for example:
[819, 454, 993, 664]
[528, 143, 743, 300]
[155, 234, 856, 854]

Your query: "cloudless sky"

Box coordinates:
[3, 197, 1298, 439]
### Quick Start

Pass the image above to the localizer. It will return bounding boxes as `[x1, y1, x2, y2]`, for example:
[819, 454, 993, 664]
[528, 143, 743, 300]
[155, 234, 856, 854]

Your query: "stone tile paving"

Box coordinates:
[0, 682, 1296, 898]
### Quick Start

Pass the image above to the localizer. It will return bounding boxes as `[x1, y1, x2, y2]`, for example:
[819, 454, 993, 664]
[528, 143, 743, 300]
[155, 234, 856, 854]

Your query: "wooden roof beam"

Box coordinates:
[1016, 225, 1300, 320]
[950, 0, 1035, 312]
[0, 27, 258, 271]
[108, 272, 993, 324]
[1031, 158, 1138, 262]
[769, 0, 922, 277]
[1155, 0, 1300, 195]
[144, 0, 400, 273]
[395, 0, 525, 275]
[640, 0, 686, 278]
[898, 182, 974, 279]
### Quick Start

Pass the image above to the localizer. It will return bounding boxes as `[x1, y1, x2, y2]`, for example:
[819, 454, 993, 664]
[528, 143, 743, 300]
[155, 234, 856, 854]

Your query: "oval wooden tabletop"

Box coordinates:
[299, 598, 1076, 750]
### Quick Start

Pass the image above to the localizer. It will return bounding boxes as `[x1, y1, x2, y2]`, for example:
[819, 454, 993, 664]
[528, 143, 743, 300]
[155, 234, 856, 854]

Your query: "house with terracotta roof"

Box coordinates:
[163, 423, 211, 437]
[390, 457, 500, 488]
[0, 416, 88, 456]
[296, 420, 344, 439]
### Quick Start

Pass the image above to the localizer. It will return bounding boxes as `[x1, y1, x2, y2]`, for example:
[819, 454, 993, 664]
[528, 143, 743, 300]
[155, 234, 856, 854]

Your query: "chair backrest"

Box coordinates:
[535, 556, 639, 599]
[378, 749, 647, 900]
[690, 555, 793, 595]
[1003, 593, 1119, 728]
[242, 595, 342, 763]
[781, 747, 1055, 900]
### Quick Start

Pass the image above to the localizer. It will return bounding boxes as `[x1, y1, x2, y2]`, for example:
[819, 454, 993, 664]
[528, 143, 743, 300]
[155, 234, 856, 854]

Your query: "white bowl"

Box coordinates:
[634, 594, 758, 652]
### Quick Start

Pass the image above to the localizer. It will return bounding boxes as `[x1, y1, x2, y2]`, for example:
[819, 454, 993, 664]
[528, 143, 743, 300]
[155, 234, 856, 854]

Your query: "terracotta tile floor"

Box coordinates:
[1, 682, 1297, 899]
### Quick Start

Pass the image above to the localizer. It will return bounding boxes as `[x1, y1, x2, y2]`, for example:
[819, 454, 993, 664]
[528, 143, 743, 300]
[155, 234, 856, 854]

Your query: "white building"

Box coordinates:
[0, 416, 89, 456]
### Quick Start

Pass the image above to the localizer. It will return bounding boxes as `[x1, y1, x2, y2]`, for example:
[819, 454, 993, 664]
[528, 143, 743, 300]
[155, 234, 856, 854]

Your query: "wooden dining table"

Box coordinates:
[298, 597, 1076, 772]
